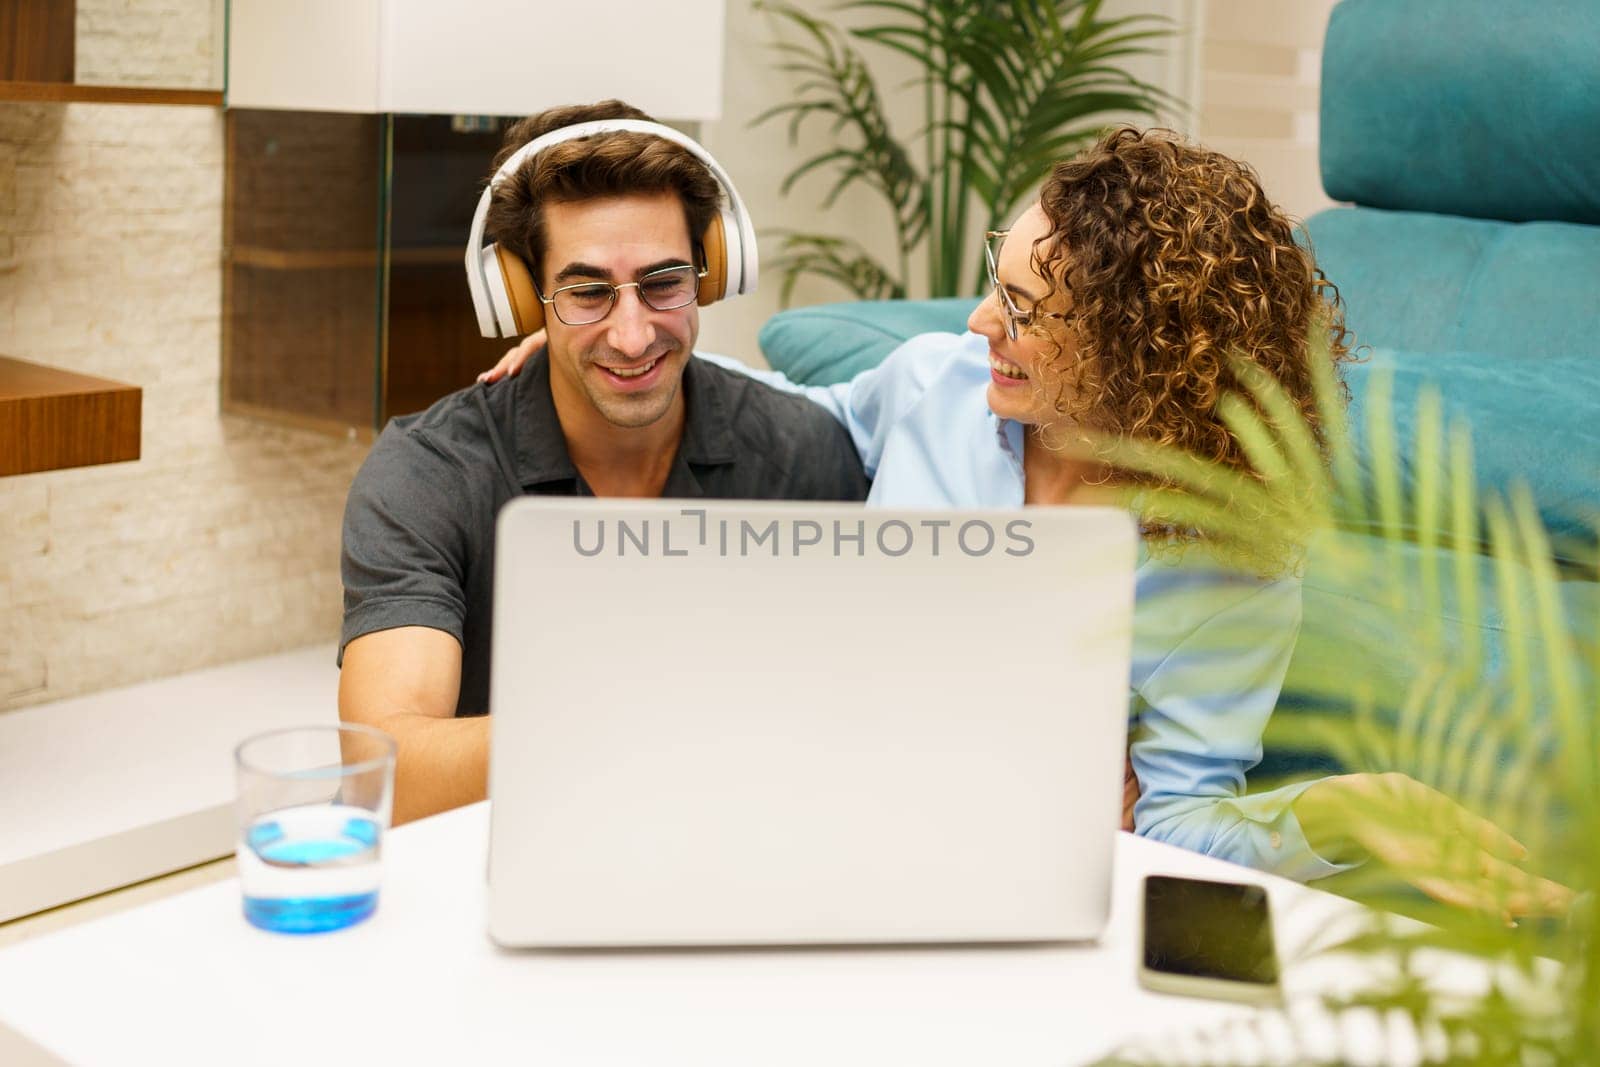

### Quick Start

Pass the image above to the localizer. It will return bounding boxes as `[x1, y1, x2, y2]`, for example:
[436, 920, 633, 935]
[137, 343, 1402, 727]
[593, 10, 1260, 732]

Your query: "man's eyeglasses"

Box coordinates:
[984, 230, 1067, 341]
[537, 264, 707, 327]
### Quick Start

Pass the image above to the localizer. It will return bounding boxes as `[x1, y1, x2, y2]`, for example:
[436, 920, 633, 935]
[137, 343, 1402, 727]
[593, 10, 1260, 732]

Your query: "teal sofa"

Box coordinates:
[755, 0, 1599, 780]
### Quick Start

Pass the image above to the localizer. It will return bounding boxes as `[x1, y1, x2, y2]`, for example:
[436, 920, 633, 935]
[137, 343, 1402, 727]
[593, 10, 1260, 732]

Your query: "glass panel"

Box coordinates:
[223, 109, 382, 433]
[381, 114, 509, 423]
[224, 111, 515, 434]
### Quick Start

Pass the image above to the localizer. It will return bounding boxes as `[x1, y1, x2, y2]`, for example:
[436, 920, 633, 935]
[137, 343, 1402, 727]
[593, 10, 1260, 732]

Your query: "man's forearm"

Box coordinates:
[338, 626, 476, 826]
[376, 711, 491, 826]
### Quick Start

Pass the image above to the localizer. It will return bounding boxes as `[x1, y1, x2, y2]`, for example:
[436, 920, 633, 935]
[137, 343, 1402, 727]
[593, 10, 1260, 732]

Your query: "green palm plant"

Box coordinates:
[1086, 347, 1599, 1063]
[753, 0, 1177, 303]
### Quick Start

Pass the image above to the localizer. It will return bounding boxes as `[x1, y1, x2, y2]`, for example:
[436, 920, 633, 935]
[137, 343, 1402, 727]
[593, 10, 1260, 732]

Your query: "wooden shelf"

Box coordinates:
[0, 355, 141, 477]
[0, 80, 221, 106]
[227, 245, 461, 270]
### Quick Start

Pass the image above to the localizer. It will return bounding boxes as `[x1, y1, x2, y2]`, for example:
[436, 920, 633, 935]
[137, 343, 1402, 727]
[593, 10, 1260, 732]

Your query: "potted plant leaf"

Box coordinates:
[1089, 351, 1598, 1064]
[754, 0, 1179, 303]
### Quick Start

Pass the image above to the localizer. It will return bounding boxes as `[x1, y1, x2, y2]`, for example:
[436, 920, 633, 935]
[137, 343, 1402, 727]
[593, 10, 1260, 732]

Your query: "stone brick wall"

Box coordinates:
[76, 0, 223, 90]
[0, 99, 369, 710]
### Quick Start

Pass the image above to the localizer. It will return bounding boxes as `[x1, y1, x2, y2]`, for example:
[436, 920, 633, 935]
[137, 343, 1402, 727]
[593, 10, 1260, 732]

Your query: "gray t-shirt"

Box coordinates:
[339, 351, 870, 716]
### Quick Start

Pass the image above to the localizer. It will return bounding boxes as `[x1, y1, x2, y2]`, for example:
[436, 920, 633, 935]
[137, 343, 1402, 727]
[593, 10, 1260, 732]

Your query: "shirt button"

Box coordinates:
[1269, 831, 1283, 849]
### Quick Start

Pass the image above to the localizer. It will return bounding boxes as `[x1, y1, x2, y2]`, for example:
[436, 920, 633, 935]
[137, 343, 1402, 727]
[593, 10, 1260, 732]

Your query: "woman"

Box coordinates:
[485, 127, 1568, 914]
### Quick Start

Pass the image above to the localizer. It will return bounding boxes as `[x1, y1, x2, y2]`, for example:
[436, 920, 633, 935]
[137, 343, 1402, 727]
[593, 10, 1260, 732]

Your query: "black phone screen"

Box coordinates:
[1142, 875, 1279, 984]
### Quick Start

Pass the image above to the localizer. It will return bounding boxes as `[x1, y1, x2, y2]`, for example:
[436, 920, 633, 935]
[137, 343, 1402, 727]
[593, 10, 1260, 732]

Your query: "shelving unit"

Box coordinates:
[226, 245, 459, 271]
[2, 0, 225, 475]
[0, 81, 221, 106]
[1, 0, 220, 105]
[0, 355, 141, 477]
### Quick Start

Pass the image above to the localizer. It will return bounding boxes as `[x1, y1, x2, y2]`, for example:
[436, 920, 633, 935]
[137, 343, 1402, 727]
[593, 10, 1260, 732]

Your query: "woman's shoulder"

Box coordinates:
[881, 329, 988, 375]
[1135, 545, 1304, 626]
[865, 330, 990, 408]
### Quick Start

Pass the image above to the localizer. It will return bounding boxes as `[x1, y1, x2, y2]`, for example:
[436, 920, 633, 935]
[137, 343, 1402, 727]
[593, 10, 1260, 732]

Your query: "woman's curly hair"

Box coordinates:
[1029, 126, 1356, 567]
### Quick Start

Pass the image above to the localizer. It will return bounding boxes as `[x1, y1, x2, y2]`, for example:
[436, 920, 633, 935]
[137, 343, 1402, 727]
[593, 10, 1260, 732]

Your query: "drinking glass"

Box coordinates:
[234, 724, 396, 934]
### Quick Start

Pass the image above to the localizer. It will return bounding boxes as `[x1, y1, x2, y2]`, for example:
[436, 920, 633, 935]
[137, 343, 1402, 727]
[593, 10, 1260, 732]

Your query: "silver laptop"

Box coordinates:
[486, 500, 1135, 947]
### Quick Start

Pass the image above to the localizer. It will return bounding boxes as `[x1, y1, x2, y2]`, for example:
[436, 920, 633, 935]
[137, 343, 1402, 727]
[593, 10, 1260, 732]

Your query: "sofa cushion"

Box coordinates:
[1344, 349, 1600, 553]
[757, 298, 978, 386]
[1320, 0, 1600, 225]
[1263, 528, 1594, 787]
[1305, 208, 1600, 360]
[1281, 533, 1511, 750]
[761, 302, 1600, 548]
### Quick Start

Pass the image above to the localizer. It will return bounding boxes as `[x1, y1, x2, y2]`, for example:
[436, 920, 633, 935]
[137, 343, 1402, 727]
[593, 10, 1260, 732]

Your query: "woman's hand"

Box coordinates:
[477, 330, 547, 384]
[1294, 771, 1573, 919]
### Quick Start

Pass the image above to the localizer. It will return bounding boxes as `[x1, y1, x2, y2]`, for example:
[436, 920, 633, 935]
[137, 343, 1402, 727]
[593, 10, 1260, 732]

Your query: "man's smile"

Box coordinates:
[601, 357, 660, 379]
[591, 352, 672, 393]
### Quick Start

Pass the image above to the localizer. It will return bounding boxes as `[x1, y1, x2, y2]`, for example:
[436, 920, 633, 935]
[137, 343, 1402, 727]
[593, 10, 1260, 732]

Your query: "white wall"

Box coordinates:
[1190, 0, 1339, 221]
[226, 0, 726, 119]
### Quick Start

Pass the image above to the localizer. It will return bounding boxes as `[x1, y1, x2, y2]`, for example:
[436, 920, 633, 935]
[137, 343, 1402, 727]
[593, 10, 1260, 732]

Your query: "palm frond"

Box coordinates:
[760, 230, 904, 306]
[754, 0, 1176, 299]
[752, 1, 925, 246]
[1093, 349, 1599, 1064]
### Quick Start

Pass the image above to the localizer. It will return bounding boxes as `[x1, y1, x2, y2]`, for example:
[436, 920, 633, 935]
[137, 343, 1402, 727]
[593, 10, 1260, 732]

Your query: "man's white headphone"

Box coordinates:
[463, 119, 759, 338]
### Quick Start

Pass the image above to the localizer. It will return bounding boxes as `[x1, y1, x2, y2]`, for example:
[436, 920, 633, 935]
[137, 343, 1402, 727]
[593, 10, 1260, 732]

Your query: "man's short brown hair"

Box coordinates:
[484, 100, 723, 289]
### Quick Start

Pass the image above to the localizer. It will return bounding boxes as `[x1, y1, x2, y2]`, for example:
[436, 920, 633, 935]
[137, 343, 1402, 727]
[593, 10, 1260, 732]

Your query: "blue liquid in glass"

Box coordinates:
[243, 891, 377, 934]
[241, 806, 382, 934]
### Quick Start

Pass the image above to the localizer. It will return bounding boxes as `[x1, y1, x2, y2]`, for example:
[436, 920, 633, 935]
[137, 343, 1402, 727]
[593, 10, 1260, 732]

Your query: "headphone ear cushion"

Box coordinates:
[697, 211, 730, 306]
[492, 244, 545, 335]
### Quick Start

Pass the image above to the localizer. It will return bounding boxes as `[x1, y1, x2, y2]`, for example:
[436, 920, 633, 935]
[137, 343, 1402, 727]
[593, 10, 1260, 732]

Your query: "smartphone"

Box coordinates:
[1138, 874, 1281, 1004]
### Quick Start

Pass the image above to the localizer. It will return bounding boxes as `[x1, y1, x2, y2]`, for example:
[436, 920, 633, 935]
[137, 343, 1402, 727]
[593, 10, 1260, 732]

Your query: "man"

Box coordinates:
[339, 101, 869, 825]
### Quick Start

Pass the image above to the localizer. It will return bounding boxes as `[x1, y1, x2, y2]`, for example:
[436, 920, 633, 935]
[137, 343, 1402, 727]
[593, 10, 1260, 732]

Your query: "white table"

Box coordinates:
[0, 646, 340, 922]
[0, 803, 1404, 1066]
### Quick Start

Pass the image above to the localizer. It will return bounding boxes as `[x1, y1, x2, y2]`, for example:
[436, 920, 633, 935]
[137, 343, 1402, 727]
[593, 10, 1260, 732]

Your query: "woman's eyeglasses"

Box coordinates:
[985, 230, 1069, 341]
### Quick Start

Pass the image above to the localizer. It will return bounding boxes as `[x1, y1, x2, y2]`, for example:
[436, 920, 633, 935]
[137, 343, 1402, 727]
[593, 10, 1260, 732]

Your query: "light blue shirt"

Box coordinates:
[703, 332, 1347, 881]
